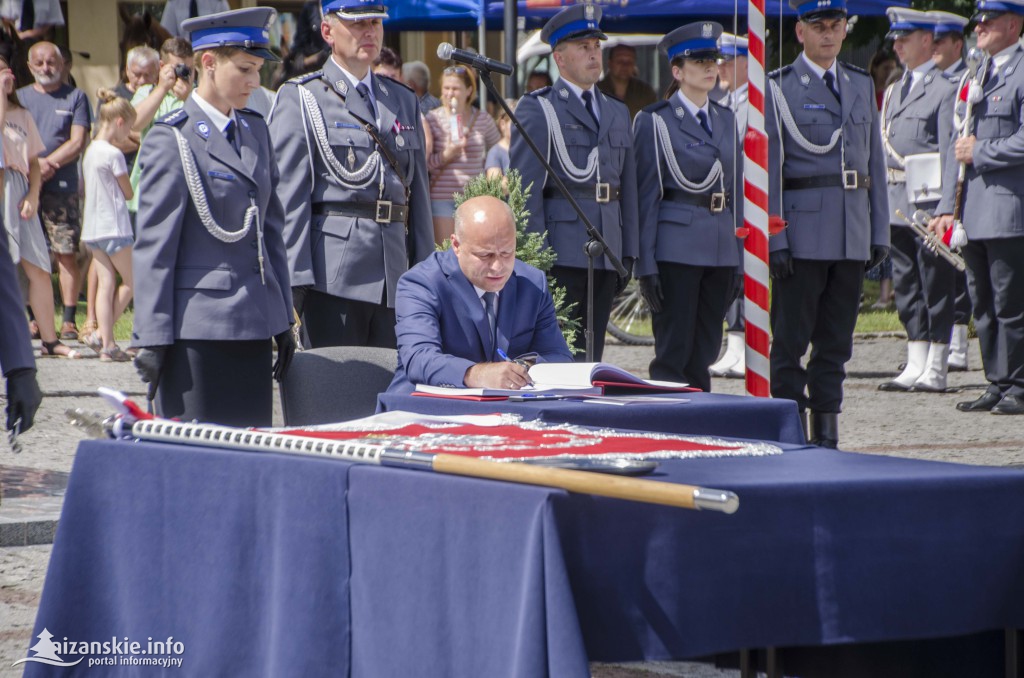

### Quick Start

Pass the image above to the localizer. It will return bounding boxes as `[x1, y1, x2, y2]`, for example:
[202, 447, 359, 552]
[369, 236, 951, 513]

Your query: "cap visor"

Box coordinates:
[972, 9, 1005, 21]
[562, 29, 608, 43]
[245, 47, 280, 62]
[334, 9, 390, 20]
[886, 28, 913, 39]
[684, 48, 722, 60]
[801, 9, 848, 21]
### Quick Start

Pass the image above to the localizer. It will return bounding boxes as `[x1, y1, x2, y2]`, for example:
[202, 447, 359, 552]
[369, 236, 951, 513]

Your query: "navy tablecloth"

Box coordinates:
[25, 439, 1024, 677]
[378, 391, 806, 444]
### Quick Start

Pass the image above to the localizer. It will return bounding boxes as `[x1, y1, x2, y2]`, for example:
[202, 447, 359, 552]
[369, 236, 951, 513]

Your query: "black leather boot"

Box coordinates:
[800, 410, 810, 444]
[809, 412, 839, 449]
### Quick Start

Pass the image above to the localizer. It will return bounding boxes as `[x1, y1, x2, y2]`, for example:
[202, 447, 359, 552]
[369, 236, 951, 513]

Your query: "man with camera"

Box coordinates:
[127, 38, 196, 215]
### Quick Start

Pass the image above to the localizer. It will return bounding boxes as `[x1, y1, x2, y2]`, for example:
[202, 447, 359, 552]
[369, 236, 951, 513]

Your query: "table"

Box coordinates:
[378, 391, 807, 444]
[25, 438, 1024, 677]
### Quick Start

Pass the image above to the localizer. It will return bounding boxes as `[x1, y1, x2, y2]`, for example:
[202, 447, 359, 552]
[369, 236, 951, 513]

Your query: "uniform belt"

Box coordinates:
[312, 201, 408, 224]
[784, 172, 872, 191]
[662, 189, 731, 213]
[887, 168, 906, 184]
[542, 184, 622, 203]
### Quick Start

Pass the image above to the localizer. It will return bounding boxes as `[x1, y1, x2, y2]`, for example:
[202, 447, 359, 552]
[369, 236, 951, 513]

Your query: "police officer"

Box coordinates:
[709, 31, 749, 379]
[930, 0, 1024, 415]
[0, 187, 42, 436]
[510, 3, 639, 361]
[634, 22, 742, 392]
[132, 8, 295, 427]
[270, 0, 432, 350]
[878, 8, 957, 394]
[765, 0, 890, 447]
[929, 9, 974, 371]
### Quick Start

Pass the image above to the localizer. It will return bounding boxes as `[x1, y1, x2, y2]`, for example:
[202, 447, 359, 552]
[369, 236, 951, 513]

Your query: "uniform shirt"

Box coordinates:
[676, 90, 712, 131]
[191, 91, 238, 140]
[907, 60, 935, 92]
[16, 83, 91, 194]
[561, 78, 601, 123]
[81, 139, 131, 242]
[160, 0, 230, 37]
[800, 52, 839, 94]
[333, 57, 379, 126]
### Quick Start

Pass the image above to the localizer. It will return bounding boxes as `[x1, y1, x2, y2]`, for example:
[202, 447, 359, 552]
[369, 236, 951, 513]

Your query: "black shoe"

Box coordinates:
[948, 363, 968, 372]
[809, 411, 839, 448]
[956, 392, 1002, 412]
[878, 380, 913, 392]
[992, 394, 1024, 415]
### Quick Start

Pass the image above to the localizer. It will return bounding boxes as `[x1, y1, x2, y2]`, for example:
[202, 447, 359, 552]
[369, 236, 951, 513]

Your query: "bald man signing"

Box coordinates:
[386, 196, 574, 394]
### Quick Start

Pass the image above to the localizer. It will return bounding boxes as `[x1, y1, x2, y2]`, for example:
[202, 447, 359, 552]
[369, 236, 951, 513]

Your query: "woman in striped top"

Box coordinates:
[426, 65, 500, 245]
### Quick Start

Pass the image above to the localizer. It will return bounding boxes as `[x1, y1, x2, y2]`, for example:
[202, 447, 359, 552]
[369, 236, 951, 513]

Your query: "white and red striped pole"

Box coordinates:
[742, 0, 772, 397]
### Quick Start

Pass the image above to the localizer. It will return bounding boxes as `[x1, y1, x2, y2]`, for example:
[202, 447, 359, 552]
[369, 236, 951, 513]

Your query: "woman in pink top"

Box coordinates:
[426, 65, 500, 245]
[0, 46, 80, 358]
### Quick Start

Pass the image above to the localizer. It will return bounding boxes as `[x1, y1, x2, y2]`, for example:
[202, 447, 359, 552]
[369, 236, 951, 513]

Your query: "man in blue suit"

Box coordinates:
[387, 196, 573, 395]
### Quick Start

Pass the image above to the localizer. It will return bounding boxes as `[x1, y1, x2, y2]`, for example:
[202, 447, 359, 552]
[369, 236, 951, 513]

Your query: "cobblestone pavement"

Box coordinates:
[0, 335, 1019, 677]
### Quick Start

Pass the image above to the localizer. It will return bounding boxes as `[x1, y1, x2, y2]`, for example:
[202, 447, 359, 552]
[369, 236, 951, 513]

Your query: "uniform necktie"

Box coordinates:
[482, 292, 497, 355]
[225, 119, 238, 154]
[357, 82, 378, 123]
[823, 70, 841, 103]
[189, 0, 199, 18]
[581, 90, 598, 126]
[899, 72, 912, 102]
[696, 109, 712, 137]
[20, 0, 34, 32]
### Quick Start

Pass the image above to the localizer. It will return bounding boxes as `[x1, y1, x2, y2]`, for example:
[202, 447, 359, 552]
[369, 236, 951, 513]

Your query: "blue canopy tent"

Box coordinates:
[384, 0, 908, 32]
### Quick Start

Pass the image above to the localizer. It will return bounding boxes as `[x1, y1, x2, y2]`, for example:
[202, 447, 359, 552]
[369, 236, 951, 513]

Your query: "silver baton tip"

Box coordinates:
[692, 488, 740, 514]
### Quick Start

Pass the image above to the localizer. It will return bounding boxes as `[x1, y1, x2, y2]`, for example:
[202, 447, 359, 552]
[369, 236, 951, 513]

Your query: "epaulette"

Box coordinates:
[839, 61, 869, 77]
[767, 65, 791, 79]
[237, 106, 265, 120]
[600, 89, 625, 105]
[641, 99, 672, 115]
[525, 86, 551, 97]
[377, 74, 413, 93]
[154, 107, 187, 127]
[285, 70, 323, 86]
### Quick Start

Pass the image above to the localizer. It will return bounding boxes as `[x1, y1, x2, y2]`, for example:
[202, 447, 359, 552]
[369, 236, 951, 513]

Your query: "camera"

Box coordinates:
[173, 64, 192, 81]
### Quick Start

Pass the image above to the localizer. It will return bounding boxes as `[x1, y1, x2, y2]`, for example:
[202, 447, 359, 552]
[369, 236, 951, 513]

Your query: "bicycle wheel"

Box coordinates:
[607, 279, 655, 346]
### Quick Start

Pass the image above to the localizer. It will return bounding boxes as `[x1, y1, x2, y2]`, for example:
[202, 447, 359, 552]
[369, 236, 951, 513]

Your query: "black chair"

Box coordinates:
[279, 346, 397, 425]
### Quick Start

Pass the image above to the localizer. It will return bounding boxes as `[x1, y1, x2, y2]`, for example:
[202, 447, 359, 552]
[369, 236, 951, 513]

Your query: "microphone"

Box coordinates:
[437, 43, 514, 77]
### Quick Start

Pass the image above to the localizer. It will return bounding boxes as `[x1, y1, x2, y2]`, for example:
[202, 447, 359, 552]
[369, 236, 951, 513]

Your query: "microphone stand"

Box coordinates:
[477, 69, 627, 362]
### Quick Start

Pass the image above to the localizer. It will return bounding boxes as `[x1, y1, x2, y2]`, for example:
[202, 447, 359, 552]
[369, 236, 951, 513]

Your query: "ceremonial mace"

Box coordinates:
[949, 47, 990, 249]
[68, 390, 740, 514]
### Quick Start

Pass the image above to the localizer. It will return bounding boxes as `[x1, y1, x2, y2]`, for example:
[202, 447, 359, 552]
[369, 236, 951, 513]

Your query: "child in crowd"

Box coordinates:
[0, 45, 81, 358]
[81, 89, 136, 361]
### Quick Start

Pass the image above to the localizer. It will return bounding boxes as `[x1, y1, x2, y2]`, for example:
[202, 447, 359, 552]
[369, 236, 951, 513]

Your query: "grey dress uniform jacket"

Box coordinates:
[510, 80, 639, 269]
[132, 99, 292, 347]
[0, 220, 33, 373]
[766, 59, 890, 259]
[633, 98, 743, 276]
[883, 65, 955, 224]
[269, 60, 433, 307]
[937, 46, 1024, 239]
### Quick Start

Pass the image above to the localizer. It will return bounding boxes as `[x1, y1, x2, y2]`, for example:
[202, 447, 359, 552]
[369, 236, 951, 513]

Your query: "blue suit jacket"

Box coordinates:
[387, 249, 573, 394]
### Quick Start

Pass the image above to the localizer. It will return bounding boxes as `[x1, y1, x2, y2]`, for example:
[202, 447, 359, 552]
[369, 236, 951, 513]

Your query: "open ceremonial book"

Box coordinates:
[414, 363, 694, 399]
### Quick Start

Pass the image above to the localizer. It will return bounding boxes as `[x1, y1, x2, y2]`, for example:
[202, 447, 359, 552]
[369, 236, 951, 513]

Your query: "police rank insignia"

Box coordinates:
[675, 106, 685, 117]
[800, 73, 810, 85]
[335, 79, 348, 95]
[559, 88, 569, 99]
[196, 121, 210, 139]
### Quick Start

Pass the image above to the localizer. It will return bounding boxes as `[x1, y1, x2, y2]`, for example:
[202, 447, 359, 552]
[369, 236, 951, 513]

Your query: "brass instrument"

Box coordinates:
[895, 209, 967, 271]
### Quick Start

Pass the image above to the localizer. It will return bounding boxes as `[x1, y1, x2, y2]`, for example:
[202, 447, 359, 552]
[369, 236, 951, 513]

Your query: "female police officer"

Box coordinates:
[132, 8, 295, 427]
[634, 22, 743, 391]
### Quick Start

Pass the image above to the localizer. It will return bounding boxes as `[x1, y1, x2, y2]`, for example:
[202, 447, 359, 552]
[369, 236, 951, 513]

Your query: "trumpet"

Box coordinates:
[895, 209, 966, 271]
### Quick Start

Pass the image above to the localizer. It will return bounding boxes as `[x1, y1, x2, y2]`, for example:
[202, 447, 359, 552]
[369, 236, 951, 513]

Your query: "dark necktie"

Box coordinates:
[225, 120, 238, 154]
[900, 72, 912, 102]
[20, 0, 34, 32]
[696, 109, 712, 137]
[823, 70, 841, 103]
[581, 90, 598, 126]
[189, 0, 199, 18]
[357, 82, 378, 123]
[482, 292, 497, 355]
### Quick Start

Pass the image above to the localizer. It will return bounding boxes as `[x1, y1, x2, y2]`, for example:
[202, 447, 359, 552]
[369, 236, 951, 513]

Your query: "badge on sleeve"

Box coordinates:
[196, 121, 211, 139]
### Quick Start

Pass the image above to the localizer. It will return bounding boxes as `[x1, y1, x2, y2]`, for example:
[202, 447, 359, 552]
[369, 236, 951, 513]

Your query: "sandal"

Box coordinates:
[99, 346, 131, 363]
[83, 331, 103, 353]
[79, 319, 97, 338]
[60, 321, 79, 341]
[40, 339, 83, 359]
